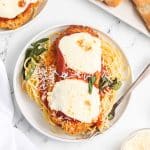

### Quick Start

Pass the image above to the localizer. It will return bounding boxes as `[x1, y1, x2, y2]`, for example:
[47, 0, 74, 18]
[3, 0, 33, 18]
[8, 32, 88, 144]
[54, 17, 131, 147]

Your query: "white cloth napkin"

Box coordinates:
[0, 59, 37, 150]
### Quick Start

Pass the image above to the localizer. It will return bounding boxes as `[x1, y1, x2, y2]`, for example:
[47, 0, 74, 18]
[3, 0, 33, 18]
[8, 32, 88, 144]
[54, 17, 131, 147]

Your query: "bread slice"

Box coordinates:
[98, 0, 122, 7]
[132, 0, 150, 31]
[0, 0, 44, 30]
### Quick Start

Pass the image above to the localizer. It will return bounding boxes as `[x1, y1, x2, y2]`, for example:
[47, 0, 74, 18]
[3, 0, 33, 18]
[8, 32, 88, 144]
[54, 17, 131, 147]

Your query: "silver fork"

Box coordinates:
[83, 63, 150, 140]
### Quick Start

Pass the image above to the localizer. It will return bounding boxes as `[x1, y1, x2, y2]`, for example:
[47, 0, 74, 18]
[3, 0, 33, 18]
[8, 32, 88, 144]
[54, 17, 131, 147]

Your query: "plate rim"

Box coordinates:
[13, 23, 133, 142]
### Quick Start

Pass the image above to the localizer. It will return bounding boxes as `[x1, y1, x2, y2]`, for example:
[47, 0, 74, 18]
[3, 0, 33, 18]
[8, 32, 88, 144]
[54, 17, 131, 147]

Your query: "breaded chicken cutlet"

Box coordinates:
[0, 0, 44, 30]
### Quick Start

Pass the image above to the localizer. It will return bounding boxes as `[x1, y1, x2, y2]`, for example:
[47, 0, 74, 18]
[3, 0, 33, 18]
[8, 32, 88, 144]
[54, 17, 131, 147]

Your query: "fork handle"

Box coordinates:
[117, 64, 150, 105]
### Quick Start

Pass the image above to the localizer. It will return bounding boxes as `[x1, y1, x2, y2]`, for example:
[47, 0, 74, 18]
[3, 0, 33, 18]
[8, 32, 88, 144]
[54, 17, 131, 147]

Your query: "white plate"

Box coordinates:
[13, 24, 132, 142]
[89, 0, 150, 38]
[0, 0, 47, 34]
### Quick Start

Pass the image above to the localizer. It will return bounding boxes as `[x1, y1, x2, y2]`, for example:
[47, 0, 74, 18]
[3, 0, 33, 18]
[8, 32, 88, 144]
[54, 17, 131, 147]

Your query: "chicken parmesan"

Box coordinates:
[0, 0, 44, 30]
[22, 25, 128, 135]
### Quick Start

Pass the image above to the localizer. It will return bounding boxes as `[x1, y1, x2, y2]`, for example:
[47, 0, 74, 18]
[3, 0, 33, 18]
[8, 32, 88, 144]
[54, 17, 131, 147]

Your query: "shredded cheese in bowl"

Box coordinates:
[122, 129, 150, 150]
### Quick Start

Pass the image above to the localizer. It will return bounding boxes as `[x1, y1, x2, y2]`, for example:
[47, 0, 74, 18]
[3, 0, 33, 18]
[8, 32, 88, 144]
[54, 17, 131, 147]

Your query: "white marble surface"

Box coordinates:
[0, 0, 150, 149]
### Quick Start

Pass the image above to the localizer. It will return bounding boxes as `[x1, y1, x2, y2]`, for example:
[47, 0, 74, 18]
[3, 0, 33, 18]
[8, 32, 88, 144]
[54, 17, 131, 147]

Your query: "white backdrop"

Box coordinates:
[3, 0, 150, 149]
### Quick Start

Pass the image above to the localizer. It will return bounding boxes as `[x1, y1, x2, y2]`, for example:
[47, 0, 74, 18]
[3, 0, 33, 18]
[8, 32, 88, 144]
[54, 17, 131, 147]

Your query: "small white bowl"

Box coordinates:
[13, 24, 132, 142]
[121, 128, 150, 150]
[0, 0, 47, 34]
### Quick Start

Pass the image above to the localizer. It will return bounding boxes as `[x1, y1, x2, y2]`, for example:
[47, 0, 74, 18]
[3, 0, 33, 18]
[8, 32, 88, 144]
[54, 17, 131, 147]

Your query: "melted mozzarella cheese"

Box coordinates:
[59, 32, 101, 74]
[47, 79, 100, 123]
[0, 0, 37, 19]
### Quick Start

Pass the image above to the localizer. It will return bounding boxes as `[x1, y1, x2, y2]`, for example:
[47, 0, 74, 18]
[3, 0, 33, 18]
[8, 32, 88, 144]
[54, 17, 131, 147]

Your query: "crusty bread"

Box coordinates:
[0, 0, 44, 30]
[98, 0, 122, 7]
[132, 0, 150, 31]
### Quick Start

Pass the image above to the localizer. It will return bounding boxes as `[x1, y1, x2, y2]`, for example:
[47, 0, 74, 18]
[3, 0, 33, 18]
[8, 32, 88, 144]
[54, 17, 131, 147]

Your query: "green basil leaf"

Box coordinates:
[25, 38, 49, 59]
[109, 78, 122, 90]
[99, 76, 109, 90]
[33, 48, 46, 56]
[33, 43, 40, 49]
[108, 114, 114, 120]
[99, 76, 122, 91]
[88, 76, 96, 94]
[91, 76, 96, 84]
[88, 82, 93, 94]
[25, 48, 34, 59]
[23, 38, 49, 80]
[22, 57, 32, 79]
[31, 38, 49, 46]
[111, 81, 122, 90]
[25, 63, 36, 80]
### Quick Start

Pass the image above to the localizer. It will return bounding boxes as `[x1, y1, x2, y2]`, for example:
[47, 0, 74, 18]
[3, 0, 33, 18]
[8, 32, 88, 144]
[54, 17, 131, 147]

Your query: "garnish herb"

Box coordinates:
[88, 76, 96, 94]
[99, 76, 122, 91]
[108, 113, 113, 120]
[25, 48, 33, 59]
[109, 78, 122, 90]
[23, 38, 49, 80]
[99, 76, 110, 91]
[25, 37, 49, 59]
[31, 38, 49, 47]
[33, 48, 46, 56]
[25, 62, 36, 80]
